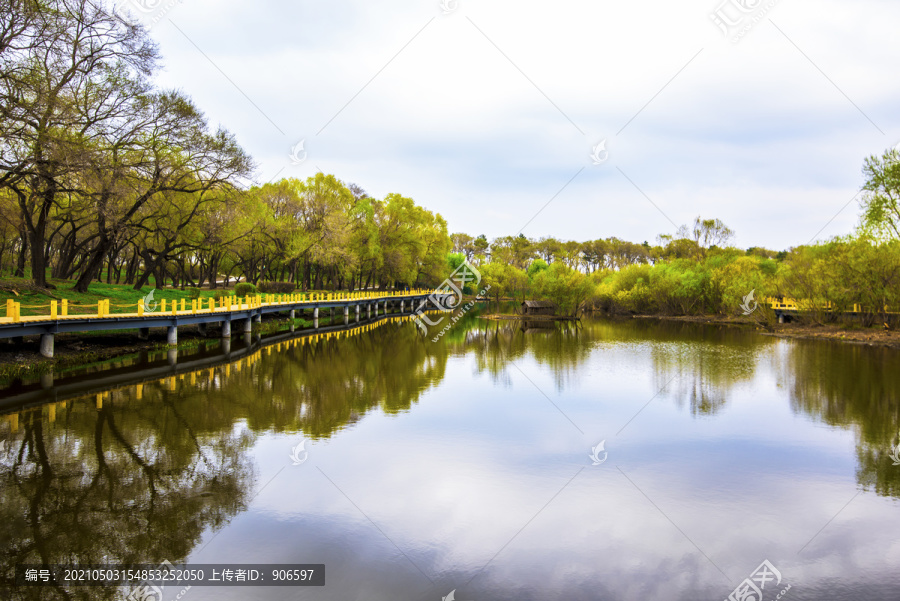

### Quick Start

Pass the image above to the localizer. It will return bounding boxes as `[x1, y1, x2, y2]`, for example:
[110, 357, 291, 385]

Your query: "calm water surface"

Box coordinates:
[2, 314, 900, 600]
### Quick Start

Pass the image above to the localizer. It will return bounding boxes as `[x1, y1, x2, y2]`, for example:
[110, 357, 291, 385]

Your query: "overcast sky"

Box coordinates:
[125, 0, 899, 250]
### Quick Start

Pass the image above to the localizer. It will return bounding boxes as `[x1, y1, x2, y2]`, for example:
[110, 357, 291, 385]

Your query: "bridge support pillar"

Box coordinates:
[355, 304, 360, 322]
[374, 302, 378, 317]
[167, 348, 177, 366]
[243, 333, 252, 346]
[400, 300, 405, 313]
[138, 328, 150, 340]
[254, 313, 261, 324]
[367, 304, 371, 318]
[167, 326, 178, 346]
[221, 320, 231, 337]
[290, 309, 296, 320]
[778, 313, 784, 324]
[39, 334, 54, 358]
[222, 338, 231, 355]
[313, 307, 319, 329]
[244, 318, 252, 334]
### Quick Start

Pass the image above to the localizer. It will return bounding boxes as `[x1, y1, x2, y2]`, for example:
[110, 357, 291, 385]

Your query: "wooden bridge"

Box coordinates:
[0, 290, 450, 357]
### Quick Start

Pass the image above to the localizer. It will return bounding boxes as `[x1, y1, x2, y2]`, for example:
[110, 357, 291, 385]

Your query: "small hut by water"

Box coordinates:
[521, 300, 557, 316]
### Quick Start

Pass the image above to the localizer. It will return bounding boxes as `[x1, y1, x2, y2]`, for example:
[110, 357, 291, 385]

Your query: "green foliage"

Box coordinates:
[527, 258, 549, 278]
[235, 282, 258, 296]
[187, 288, 202, 299]
[530, 263, 595, 316]
[258, 281, 295, 294]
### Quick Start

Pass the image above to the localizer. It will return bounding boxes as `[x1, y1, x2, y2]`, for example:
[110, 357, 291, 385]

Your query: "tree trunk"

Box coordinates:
[15, 230, 27, 277]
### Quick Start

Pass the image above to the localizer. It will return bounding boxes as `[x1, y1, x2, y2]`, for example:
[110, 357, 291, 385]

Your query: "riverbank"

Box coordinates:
[632, 314, 900, 349]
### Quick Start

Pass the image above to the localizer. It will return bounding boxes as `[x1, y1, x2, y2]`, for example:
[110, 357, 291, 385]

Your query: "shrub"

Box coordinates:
[258, 281, 295, 294]
[235, 282, 258, 296]
[187, 287, 202, 299]
[213, 289, 233, 299]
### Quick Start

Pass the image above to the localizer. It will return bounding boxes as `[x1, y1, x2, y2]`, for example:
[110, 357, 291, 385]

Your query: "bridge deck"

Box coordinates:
[0, 292, 445, 342]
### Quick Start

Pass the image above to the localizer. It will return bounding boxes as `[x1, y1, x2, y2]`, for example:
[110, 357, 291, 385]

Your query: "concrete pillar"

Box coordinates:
[243, 333, 252, 346]
[221, 320, 232, 337]
[290, 309, 296, 320]
[344, 312, 349, 326]
[222, 338, 231, 354]
[290, 322, 296, 332]
[313, 307, 319, 329]
[254, 313, 261, 323]
[778, 313, 784, 324]
[244, 318, 253, 333]
[374, 302, 378, 317]
[167, 326, 178, 346]
[367, 304, 371, 318]
[39, 334, 54, 358]
[355, 304, 360, 322]
[167, 348, 177, 366]
[400, 300, 405, 312]
[138, 328, 150, 340]
[343, 305, 349, 319]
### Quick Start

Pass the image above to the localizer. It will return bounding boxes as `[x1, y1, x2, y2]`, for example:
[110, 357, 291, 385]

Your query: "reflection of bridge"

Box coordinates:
[0, 290, 450, 357]
[0, 311, 430, 415]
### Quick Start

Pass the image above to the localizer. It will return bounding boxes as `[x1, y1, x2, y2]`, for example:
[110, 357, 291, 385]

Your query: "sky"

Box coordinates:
[122, 0, 900, 251]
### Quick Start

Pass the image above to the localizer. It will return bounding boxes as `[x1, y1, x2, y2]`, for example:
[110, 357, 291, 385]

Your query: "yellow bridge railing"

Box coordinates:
[2, 289, 442, 324]
[767, 297, 897, 314]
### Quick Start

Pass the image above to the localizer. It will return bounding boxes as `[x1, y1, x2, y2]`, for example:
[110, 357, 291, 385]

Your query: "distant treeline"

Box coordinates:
[453, 188, 900, 323]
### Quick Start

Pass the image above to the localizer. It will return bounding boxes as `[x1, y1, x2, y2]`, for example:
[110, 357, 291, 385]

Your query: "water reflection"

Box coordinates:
[1, 315, 899, 600]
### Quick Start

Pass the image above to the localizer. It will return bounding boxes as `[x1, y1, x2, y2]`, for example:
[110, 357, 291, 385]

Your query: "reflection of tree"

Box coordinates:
[645, 323, 765, 416]
[781, 342, 900, 498]
[0, 389, 254, 600]
[0, 316, 452, 600]
[452, 319, 591, 391]
[183, 319, 450, 439]
[456, 317, 766, 414]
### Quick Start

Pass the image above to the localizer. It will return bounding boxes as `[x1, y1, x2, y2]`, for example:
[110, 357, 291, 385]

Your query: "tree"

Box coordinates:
[859, 147, 900, 239]
[675, 216, 734, 256]
[0, 0, 159, 288]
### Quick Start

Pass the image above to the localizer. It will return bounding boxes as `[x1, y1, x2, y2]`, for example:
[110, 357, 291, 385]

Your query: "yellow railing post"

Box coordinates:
[51, 300, 58, 319]
[191, 299, 197, 314]
[62, 299, 68, 316]
[97, 301, 103, 317]
[209, 298, 215, 312]
[13, 302, 20, 322]
[6, 299, 13, 318]
[171, 300, 177, 316]
[138, 299, 144, 316]
[180, 299, 185, 312]
[161, 299, 167, 313]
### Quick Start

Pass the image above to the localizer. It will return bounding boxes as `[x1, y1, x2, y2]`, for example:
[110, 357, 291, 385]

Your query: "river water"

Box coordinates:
[2, 313, 899, 600]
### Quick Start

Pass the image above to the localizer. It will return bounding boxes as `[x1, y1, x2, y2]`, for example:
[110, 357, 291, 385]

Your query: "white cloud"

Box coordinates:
[142, 0, 900, 249]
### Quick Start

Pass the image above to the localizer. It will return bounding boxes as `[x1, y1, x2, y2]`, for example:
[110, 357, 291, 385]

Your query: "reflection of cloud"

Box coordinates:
[246, 430, 899, 599]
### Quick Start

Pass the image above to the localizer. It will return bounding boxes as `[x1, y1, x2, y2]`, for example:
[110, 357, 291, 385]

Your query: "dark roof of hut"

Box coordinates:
[522, 300, 557, 308]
